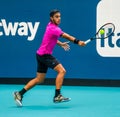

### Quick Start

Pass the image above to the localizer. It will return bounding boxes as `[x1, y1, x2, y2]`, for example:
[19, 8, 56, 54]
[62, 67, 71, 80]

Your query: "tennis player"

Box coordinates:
[13, 9, 85, 106]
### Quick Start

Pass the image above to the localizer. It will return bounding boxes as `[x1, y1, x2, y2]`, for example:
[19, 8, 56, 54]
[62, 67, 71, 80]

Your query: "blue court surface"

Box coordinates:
[1, 84, 120, 117]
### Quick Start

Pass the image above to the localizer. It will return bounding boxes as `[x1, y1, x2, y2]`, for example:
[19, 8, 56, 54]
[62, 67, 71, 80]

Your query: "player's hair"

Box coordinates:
[49, 9, 60, 17]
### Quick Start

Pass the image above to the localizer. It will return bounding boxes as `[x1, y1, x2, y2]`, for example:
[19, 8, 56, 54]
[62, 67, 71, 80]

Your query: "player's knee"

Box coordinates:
[59, 69, 66, 74]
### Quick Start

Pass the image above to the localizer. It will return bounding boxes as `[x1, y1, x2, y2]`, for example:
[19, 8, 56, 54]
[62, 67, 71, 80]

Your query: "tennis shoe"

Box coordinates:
[13, 92, 23, 107]
[53, 94, 71, 103]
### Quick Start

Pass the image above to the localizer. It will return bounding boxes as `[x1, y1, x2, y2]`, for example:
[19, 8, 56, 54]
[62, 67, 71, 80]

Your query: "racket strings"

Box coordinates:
[97, 23, 115, 39]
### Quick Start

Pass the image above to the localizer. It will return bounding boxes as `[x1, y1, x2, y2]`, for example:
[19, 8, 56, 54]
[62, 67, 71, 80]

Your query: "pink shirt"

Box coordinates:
[37, 22, 63, 55]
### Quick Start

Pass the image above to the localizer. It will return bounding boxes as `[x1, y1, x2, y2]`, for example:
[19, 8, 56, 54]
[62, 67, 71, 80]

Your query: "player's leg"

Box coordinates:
[53, 64, 71, 103]
[24, 72, 46, 90]
[13, 54, 48, 107]
[13, 72, 46, 107]
[42, 54, 71, 103]
[54, 64, 66, 91]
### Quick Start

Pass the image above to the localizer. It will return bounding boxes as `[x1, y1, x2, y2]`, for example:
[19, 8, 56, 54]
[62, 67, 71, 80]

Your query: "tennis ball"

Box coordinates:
[100, 29, 105, 35]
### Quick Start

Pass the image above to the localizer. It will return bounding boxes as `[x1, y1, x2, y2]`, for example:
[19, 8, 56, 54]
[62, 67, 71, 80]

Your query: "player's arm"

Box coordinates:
[61, 32, 85, 46]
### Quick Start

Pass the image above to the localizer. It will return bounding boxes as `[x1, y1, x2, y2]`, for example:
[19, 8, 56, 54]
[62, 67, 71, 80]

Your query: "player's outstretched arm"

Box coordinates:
[61, 32, 85, 46]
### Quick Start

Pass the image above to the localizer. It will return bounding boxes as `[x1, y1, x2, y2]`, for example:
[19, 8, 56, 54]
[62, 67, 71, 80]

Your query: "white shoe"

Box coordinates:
[13, 92, 22, 107]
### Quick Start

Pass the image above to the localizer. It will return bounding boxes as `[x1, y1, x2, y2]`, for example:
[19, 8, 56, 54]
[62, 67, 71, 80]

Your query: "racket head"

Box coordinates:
[96, 23, 115, 39]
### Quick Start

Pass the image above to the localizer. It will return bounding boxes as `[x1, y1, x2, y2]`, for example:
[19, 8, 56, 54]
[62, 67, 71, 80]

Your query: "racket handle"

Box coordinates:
[85, 39, 91, 44]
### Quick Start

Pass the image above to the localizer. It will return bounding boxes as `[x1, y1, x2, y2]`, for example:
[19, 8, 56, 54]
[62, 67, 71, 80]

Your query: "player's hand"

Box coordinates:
[78, 41, 86, 46]
[61, 41, 70, 51]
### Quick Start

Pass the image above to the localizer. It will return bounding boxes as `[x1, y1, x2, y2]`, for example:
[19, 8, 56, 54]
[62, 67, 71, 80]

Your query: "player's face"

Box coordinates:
[50, 12, 61, 25]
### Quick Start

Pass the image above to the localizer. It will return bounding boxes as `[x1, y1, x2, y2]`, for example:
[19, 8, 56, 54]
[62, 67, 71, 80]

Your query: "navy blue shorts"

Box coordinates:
[36, 54, 60, 73]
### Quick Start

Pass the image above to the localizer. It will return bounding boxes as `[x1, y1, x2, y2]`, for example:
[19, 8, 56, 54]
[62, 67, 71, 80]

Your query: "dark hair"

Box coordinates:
[49, 9, 60, 17]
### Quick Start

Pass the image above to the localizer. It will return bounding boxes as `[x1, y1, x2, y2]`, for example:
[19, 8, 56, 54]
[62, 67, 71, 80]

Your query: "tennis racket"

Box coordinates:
[85, 23, 115, 44]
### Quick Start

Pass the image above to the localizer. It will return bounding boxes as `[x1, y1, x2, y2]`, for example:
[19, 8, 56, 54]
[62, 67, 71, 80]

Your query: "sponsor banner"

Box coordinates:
[1, 0, 120, 79]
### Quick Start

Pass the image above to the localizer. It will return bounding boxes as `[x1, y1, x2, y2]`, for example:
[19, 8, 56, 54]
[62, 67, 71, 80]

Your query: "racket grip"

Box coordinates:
[85, 39, 91, 44]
